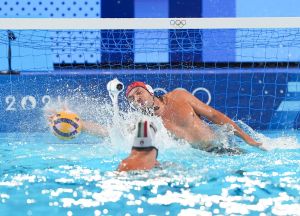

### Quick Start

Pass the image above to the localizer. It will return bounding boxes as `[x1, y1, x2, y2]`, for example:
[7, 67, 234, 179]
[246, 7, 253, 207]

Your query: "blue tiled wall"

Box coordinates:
[134, 0, 169, 63]
[101, 0, 134, 65]
[1, 1, 300, 132]
[1, 70, 299, 132]
[236, 0, 300, 17]
[236, 0, 300, 62]
[0, 0, 101, 70]
[202, 0, 235, 62]
[0, 0, 100, 18]
[1, 0, 300, 71]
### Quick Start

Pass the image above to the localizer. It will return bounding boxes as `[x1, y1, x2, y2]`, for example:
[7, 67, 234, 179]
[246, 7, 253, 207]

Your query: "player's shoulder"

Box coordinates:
[167, 89, 193, 99]
[118, 159, 133, 171]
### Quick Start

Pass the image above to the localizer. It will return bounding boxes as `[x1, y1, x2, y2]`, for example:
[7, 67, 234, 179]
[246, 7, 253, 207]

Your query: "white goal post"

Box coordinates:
[1, 17, 300, 30]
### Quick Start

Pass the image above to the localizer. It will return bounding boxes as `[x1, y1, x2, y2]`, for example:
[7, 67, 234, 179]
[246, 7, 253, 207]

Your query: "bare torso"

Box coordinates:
[156, 91, 215, 149]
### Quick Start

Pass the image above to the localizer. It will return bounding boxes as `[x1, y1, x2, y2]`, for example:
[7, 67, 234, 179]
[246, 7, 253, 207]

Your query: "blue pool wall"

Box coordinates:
[1, 70, 300, 132]
[1, 1, 300, 132]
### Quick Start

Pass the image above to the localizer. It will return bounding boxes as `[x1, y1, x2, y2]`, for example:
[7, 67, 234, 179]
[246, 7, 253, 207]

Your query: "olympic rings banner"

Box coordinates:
[169, 19, 187, 28]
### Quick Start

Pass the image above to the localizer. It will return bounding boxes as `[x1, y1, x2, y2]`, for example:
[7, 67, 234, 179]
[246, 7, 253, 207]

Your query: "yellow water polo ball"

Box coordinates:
[51, 111, 82, 140]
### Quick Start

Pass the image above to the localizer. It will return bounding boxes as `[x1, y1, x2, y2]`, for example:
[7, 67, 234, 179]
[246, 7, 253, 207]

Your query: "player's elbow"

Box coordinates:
[209, 111, 225, 124]
[206, 109, 219, 120]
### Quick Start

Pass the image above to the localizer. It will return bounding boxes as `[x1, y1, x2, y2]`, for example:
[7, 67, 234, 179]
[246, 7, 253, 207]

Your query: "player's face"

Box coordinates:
[127, 87, 154, 109]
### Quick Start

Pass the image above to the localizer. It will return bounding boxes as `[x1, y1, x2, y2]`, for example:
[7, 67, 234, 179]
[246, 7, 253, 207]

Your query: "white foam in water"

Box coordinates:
[120, 111, 191, 152]
[43, 88, 299, 153]
[237, 120, 300, 150]
[43, 91, 189, 154]
[41, 83, 237, 152]
[257, 134, 300, 150]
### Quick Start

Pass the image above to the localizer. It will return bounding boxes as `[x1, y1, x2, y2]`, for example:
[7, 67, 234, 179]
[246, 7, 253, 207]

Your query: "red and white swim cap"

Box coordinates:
[126, 81, 154, 97]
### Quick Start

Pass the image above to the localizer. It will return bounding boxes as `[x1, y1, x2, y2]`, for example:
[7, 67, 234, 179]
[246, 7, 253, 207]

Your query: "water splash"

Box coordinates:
[42, 92, 190, 155]
[237, 120, 300, 150]
[43, 90, 300, 153]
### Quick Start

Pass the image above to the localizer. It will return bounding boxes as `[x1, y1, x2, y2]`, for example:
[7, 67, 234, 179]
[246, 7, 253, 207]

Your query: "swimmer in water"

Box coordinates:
[46, 109, 159, 170]
[125, 81, 262, 151]
[117, 119, 159, 172]
[46, 81, 261, 153]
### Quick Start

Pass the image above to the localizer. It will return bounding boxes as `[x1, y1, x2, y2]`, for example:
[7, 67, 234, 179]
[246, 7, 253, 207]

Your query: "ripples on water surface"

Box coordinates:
[0, 130, 300, 215]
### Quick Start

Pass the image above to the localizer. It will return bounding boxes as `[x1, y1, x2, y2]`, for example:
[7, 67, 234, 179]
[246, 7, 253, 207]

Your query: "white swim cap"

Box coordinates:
[132, 120, 157, 149]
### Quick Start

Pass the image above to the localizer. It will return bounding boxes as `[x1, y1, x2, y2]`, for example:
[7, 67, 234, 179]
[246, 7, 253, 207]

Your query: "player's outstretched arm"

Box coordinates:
[81, 120, 109, 137]
[176, 90, 261, 147]
[45, 107, 108, 138]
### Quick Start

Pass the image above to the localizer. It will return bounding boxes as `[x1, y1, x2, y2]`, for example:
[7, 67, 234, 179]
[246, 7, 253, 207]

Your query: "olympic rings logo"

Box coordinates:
[170, 19, 187, 28]
[153, 87, 212, 105]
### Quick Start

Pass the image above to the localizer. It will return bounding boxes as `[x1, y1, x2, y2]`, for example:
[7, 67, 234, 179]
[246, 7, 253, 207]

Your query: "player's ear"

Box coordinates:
[149, 122, 157, 133]
[145, 84, 154, 95]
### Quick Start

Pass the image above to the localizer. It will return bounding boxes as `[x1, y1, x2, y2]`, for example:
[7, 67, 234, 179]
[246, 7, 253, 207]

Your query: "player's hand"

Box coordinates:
[245, 138, 262, 147]
[248, 140, 262, 146]
[44, 108, 57, 126]
[258, 145, 267, 151]
[246, 139, 267, 151]
[44, 103, 70, 126]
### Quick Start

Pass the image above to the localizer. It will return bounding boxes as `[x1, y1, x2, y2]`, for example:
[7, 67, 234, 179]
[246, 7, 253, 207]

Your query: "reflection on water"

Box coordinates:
[0, 129, 299, 215]
[0, 99, 300, 215]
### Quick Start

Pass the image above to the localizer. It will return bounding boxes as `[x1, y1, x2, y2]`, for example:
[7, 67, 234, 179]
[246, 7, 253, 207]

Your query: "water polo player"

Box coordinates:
[126, 81, 262, 151]
[118, 119, 159, 172]
[46, 80, 261, 152]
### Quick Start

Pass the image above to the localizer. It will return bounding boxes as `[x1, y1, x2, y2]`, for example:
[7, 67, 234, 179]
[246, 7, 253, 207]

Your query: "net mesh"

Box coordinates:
[0, 27, 300, 130]
[1, 29, 300, 68]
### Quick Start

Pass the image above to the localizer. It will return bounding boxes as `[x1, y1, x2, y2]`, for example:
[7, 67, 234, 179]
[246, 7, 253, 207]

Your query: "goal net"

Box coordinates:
[0, 18, 300, 131]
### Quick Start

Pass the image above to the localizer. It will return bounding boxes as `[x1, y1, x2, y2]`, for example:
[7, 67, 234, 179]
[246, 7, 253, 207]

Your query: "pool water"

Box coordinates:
[0, 130, 299, 216]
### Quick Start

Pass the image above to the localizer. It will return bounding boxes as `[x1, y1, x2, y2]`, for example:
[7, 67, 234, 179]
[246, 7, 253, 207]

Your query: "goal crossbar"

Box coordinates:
[1, 17, 300, 30]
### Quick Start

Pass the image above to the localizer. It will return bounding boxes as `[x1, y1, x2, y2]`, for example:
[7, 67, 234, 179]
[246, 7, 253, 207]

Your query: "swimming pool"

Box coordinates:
[2, 5, 300, 215]
[1, 129, 299, 215]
